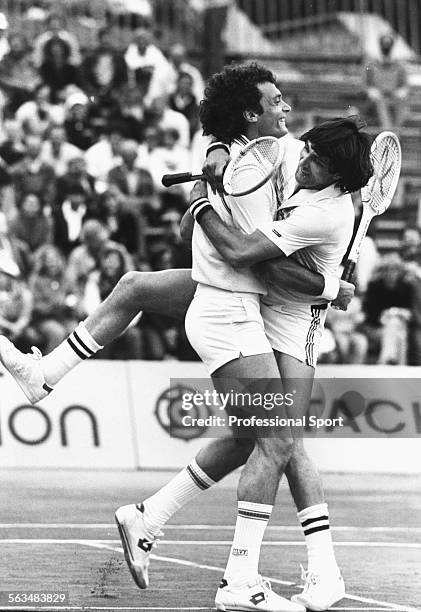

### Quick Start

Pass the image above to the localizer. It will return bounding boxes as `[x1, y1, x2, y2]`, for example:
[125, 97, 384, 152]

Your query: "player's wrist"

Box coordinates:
[189, 197, 214, 223]
[321, 274, 340, 301]
[206, 142, 230, 156]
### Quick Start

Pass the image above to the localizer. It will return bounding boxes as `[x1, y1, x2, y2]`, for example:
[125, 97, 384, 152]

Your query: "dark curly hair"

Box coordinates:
[300, 117, 374, 193]
[199, 63, 277, 143]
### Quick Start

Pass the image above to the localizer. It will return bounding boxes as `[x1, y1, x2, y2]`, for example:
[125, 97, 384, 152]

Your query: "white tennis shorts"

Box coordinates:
[185, 284, 273, 374]
[261, 301, 328, 368]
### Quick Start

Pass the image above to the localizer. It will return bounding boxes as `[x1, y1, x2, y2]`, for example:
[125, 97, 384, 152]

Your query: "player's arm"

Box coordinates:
[189, 183, 350, 304]
[202, 142, 230, 193]
[179, 209, 194, 245]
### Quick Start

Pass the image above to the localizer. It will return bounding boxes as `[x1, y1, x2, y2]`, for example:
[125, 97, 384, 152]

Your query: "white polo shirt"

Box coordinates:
[259, 183, 355, 307]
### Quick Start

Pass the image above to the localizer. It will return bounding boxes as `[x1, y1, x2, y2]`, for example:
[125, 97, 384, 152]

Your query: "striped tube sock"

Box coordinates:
[142, 458, 215, 537]
[41, 322, 103, 387]
[224, 501, 273, 586]
[298, 503, 338, 572]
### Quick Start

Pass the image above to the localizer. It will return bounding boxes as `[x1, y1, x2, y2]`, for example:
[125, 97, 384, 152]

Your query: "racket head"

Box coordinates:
[361, 131, 401, 216]
[223, 136, 282, 197]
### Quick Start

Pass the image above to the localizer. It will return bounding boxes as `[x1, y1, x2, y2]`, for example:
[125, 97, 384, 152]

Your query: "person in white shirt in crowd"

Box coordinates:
[0, 12, 9, 62]
[148, 126, 190, 198]
[40, 124, 81, 177]
[145, 95, 190, 149]
[15, 84, 64, 135]
[167, 43, 204, 102]
[84, 121, 125, 186]
[124, 26, 172, 107]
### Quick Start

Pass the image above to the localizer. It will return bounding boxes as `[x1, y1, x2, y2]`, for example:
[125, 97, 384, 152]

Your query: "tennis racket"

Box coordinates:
[161, 136, 283, 196]
[342, 131, 401, 282]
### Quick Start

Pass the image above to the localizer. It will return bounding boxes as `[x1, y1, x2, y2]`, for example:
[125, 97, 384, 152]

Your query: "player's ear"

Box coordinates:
[243, 109, 258, 123]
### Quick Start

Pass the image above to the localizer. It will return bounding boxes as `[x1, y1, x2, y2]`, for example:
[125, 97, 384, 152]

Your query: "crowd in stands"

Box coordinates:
[0, 10, 205, 361]
[0, 9, 418, 365]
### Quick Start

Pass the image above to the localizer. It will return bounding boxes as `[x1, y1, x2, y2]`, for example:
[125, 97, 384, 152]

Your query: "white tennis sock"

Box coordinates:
[223, 501, 273, 586]
[41, 322, 103, 387]
[142, 458, 216, 537]
[298, 503, 338, 573]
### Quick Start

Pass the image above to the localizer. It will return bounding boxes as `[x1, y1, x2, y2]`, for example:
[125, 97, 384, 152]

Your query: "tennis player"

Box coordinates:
[0, 64, 361, 611]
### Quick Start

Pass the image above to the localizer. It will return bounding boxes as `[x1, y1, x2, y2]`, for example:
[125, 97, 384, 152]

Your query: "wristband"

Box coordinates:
[190, 197, 214, 223]
[206, 141, 230, 156]
[321, 274, 340, 301]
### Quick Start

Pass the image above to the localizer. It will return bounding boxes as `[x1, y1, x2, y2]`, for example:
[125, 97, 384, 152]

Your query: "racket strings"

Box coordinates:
[228, 139, 281, 195]
[364, 137, 401, 213]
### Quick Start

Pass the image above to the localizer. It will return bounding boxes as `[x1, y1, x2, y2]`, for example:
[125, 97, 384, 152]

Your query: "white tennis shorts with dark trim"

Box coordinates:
[260, 301, 328, 368]
[185, 284, 273, 374]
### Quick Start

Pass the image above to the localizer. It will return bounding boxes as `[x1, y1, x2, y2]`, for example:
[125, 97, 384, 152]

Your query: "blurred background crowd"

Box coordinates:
[0, 0, 420, 365]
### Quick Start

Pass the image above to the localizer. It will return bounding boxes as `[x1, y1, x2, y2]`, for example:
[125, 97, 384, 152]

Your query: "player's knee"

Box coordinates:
[117, 271, 149, 300]
[257, 436, 294, 469]
[232, 437, 254, 462]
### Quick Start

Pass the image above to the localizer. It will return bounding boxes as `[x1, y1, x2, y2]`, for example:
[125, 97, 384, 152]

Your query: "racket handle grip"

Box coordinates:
[162, 172, 204, 187]
[341, 260, 356, 282]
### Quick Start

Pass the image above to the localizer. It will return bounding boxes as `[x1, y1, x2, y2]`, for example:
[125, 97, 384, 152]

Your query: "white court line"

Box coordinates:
[1, 539, 418, 612]
[88, 542, 420, 612]
[1, 539, 421, 550]
[1, 524, 420, 533]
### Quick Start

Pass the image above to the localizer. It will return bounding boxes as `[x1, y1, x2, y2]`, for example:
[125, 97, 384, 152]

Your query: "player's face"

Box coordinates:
[295, 141, 339, 189]
[255, 82, 291, 138]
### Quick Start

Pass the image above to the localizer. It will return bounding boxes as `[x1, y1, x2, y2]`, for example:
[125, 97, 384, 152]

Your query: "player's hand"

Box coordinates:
[190, 179, 208, 205]
[202, 148, 230, 194]
[331, 280, 355, 311]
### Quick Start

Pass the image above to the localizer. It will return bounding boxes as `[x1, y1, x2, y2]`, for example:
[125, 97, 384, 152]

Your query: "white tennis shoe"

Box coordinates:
[115, 503, 162, 589]
[215, 576, 305, 612]
[0, 336, 52, 404]
[291, 565, 345, 611]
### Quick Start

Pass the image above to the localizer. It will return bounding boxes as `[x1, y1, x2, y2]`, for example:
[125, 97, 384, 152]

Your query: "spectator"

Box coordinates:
[0, 33, 40, 113]
[10, 134, 56, 206]
[84, 122, 125, 184]
[95, 186, 142, 257]
[65, 219, 133, 301]
[0, 12, 9, 62]
[363, 253, 413, 363]
[56, 156, 95, 207]
[0, 119, 25, 167]
[15, 84, 64, 135]
[169, 72, 200, 140]
[124, 27, 172, 106]
[82, 26, 128, 97]
[401, 227, 421, 263]
[365, 34, 409, 130]
[149, 126, 191, 208]
[33, 12, 81, 68]
[28, 244, 75, 352]
[0, 212, 31, 278]
[83, 246, 142, 359]
[0, 267, 34, 352]
[120, 85, 145, 139]
[145, 95, 190, 149]
[39, 36, 83, 103]
[327, 297, 368, 364]
[64, 92, 96, 151]
[167, 43, 204, 102]
[9, 192, 52, 253]
[40, 124, 82, 177]
[52, 185, 91, 256]
[108, 138, 156, 213]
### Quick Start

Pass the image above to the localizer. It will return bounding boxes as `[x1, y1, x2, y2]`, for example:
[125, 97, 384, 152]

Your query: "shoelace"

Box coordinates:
[299, 565, 319, 591]
[257, 576, 272, 593]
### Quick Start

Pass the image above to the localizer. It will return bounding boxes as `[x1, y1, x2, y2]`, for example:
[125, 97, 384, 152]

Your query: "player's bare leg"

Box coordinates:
[211, 354, 305, 612]
[275, 352, 345, 611]
[0, 269, 196, 403]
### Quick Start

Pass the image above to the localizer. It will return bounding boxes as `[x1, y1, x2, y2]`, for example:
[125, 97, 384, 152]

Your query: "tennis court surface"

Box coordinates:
[1, 469, 420, 612]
